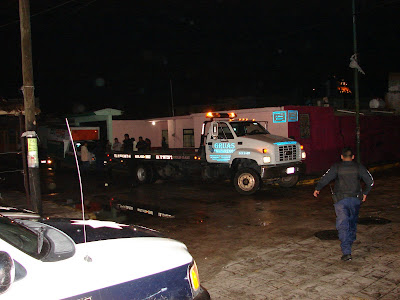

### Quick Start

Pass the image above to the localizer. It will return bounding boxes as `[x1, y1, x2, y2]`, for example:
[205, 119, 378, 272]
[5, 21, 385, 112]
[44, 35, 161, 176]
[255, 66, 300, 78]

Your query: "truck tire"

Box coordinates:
[135, 164, 154, 184]
[278, 175, 299, 188]
[234, 168, 260, 195]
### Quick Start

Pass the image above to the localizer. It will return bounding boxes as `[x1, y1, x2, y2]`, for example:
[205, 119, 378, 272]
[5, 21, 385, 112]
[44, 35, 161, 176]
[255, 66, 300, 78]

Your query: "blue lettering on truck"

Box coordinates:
[209, 143, 236, 162]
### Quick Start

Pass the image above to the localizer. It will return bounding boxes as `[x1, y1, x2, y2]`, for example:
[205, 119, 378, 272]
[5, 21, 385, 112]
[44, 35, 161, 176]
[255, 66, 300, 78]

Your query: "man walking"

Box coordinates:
[313, 147, 374, 261]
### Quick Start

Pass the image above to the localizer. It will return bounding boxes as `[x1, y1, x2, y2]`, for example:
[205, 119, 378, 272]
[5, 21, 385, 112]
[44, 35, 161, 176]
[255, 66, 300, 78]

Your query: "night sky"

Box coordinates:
[1, 0, 399, 118]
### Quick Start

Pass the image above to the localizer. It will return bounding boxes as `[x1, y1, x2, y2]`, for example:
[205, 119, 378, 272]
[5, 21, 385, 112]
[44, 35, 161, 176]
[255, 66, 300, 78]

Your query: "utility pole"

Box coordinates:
[169, 79, 175, 117]
[19, 0, 42, 214]
[352, 0, 361, 163]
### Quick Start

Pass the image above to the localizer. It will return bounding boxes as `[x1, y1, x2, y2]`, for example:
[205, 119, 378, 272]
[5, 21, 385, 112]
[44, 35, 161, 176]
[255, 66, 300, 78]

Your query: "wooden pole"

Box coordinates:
[19, 0, 42, 214]
[18, 113, 31, 207]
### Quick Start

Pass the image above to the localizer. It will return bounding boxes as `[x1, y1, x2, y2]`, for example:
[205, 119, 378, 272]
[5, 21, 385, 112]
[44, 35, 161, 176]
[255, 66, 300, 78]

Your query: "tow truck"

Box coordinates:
[111, 112, 306, 195]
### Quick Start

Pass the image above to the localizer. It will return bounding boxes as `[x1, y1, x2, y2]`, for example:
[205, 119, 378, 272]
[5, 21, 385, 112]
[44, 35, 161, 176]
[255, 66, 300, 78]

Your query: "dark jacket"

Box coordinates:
[315, 161, 374, 201]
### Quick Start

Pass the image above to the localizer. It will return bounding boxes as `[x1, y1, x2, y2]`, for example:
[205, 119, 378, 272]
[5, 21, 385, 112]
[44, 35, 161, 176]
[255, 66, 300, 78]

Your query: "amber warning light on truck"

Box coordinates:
[206, 112, 237, 119]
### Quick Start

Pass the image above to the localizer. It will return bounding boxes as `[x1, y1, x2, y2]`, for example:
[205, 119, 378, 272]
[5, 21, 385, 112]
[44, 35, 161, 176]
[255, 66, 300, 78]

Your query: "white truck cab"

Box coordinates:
[202, 112, 306, 194]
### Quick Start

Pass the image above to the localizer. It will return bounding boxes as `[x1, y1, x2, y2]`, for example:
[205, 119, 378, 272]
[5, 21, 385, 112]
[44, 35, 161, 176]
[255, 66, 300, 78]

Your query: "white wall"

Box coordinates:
[112, 106, 290, 149]
[112, 120, 167, 147]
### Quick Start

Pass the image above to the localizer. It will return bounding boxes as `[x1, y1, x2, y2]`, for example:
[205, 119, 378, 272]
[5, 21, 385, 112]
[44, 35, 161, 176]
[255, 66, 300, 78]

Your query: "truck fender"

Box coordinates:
[230, 149, 263, 169]
[230, 157, 260, 174]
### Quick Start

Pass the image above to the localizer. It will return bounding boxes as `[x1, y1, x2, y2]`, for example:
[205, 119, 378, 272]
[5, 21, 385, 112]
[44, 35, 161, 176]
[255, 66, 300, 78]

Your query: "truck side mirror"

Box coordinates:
[0, 251, 15, 295]
[211, 123, 218, 139]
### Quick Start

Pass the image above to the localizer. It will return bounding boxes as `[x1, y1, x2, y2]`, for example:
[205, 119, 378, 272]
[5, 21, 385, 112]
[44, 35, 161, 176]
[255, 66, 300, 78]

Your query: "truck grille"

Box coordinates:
[278, 144, 297, 162]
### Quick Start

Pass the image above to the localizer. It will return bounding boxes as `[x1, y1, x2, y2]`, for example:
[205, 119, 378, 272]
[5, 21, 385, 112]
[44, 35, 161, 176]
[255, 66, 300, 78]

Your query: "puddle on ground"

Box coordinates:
[358, 216, 391, 225]
[314, 230, 338, 240]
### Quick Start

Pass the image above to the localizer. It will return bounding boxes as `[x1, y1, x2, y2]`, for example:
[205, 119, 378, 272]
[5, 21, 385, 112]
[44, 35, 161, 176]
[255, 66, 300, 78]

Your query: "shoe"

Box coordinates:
[341, 254, 352, 261]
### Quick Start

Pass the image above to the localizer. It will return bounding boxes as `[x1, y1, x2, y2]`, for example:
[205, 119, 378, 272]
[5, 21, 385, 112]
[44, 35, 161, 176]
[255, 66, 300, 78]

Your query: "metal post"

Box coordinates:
[169, 79, 175, 117]
[19, 0, 42, 214]
[352, 0, 361, 163]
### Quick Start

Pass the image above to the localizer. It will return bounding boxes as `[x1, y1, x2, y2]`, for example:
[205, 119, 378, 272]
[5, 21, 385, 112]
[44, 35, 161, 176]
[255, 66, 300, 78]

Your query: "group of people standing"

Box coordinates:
[112, 134, 151, 152]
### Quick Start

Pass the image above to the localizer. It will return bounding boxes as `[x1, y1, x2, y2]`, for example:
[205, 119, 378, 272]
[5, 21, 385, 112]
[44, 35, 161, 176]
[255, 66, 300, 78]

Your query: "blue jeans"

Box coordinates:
[334, 197, 361, 255]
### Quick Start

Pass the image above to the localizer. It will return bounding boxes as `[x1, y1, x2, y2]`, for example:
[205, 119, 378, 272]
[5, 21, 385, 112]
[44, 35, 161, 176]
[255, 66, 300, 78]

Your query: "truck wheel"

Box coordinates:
[234, 168, 260, 195]
[148, 166, 158, 183]
[135, 164, 153, 184]
[135, 165, 151, 184]
[278, 175, 299, 188]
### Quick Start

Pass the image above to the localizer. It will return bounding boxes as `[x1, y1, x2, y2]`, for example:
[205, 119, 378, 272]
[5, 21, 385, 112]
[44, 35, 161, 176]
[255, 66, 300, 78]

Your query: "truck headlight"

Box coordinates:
[263, 156, 271, 164]
[301, 151, 306, 159]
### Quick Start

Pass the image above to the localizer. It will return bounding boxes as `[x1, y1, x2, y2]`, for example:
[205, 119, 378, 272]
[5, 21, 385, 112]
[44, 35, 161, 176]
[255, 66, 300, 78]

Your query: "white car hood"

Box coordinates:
[2, 219, 194, 300]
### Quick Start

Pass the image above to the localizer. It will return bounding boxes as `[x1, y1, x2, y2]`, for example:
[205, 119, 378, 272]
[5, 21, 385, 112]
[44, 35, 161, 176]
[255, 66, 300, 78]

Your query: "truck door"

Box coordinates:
[205, 121, 236, 163]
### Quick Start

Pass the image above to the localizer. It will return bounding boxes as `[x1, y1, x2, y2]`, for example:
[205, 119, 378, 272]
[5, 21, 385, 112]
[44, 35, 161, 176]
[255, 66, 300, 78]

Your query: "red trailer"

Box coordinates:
[285, 105, 400, 174]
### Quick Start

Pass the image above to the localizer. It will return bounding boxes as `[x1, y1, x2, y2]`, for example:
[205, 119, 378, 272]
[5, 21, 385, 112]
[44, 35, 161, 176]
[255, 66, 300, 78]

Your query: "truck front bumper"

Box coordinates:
[260, 162, 304, 180]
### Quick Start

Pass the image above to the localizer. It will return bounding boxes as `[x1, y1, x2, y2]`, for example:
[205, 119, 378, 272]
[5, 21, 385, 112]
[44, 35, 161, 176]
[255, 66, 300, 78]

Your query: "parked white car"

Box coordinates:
[0, 216, 210, 299]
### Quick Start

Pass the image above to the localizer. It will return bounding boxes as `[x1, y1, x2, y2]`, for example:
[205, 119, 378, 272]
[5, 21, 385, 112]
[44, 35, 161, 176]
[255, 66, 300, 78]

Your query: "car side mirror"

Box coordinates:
[211, 123, 218, 139]
[0, 251, 15, 295]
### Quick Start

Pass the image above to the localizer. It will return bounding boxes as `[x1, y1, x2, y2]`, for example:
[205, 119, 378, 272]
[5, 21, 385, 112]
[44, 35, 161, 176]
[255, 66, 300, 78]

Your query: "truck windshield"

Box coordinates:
[230, 121, 269, 137]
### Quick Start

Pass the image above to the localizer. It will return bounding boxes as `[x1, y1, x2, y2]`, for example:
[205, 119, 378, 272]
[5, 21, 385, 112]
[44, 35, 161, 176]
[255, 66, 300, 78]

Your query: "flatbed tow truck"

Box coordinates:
[110, 112, 306, 195]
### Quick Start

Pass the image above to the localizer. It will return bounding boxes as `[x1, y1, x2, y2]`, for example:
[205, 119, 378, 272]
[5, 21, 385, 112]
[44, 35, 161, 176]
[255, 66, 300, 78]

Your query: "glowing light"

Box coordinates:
[152, 121, 156, 125]
[338, 79, 352, 94]
[263, 149, 268, 153]
[228, 112, 237, 118]
[190, 262, 200, 290]
[302, 152, 306, 159]
[206, 112, 234, 119]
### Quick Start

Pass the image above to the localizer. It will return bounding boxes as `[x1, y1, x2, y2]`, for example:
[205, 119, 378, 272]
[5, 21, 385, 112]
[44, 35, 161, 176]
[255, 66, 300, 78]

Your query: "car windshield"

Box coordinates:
[230, 121, 269, 137]
[0, 217, 49, 259]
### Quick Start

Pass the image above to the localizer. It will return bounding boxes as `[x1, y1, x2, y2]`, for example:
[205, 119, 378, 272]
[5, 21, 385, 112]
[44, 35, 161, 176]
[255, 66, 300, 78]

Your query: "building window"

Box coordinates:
[183, 129, 194, 148]
[299, 114, 310, 139]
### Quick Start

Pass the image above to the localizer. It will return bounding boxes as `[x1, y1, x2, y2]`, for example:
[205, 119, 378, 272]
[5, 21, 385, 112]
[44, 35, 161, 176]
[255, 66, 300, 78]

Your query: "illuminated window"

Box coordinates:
[183, 129, 194, 148]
